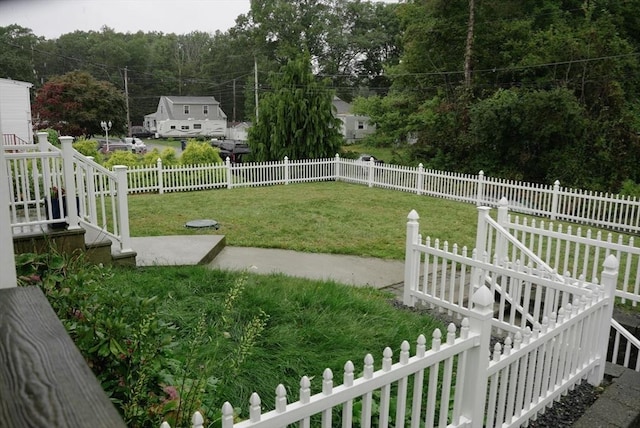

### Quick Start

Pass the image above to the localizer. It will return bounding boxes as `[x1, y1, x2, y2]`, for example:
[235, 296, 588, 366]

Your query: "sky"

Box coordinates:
[0, 0, 400, 40]
[0, 0, 252, 39]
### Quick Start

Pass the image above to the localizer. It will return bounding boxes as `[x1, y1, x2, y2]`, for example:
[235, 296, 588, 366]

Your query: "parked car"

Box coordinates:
[356, 154, 384, 165]
[211, 139, 251, 163]
[131, 126, 154, 138]
[100, 139, 133, 154]
[124, 137, 147, 154]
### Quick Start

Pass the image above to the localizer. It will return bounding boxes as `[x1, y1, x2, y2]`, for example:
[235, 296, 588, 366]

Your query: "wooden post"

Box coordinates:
[460, 285, 494, 427]
[589, 254, 619, 385]
[335, 153, 341, 181]
[113, 165, 133, 254]
[403, 210, 420, 307]
[284, 156, 289, 185]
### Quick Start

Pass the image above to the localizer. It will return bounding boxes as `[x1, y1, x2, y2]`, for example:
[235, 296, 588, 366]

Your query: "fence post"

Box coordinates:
[403, 210, 421, 307]
[226, 158, 232, 189]
[60, 136, 80, 230]
[86, 156, 98, 224]
[284, 156, 289, 185]
[367, 157, 375, 188]
[156, 158, 164, 194]
[460, 286, 494, 427]
[476, 170, 485, 206]
[0, 112, 17, 288]
[113, 165, 133, 254]
[416, 163, 424, 196]
[473, 206, 491, 288]
[335, 153, 341, 182]
[589, 254, 619, 385]
[495, 197, 509, 265]
[550, 180, 560, 221]
[37, 131, 53, 206]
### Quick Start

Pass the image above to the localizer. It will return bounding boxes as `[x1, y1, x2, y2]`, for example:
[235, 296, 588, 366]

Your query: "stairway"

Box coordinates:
[12, 226, 136, 267]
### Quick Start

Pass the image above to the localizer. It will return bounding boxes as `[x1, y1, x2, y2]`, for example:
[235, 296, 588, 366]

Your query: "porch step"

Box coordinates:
[12, 227, 136, 267]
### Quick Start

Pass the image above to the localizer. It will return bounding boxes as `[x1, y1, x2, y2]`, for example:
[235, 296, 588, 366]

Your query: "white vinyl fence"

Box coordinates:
[162, 219, 619, 428]
[127, 155, 640, 234]
[6, 132, 133, 254]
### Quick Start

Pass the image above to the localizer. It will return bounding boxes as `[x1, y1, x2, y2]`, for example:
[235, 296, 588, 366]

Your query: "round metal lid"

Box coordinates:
[185, 219, 219, 229]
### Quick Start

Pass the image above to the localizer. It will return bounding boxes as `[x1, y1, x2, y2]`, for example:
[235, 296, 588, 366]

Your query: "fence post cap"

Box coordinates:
[603, 254, 619, 271]
[471, 285, 493, 309]
[407, 209, 419, 221]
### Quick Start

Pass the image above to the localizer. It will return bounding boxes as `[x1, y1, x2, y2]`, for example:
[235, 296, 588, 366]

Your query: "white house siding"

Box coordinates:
[0, 78, 33, 145]
[146, 96, 228, 138]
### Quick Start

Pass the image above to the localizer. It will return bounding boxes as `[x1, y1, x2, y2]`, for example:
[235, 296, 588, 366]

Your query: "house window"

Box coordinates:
[170, 125, 176, 130]
[181, 125, 189, 130]
[203, 105, 209, 115]
[184, 105, 190, 115]
[194, 124, 202, 130]
[358, 121, 366, 130]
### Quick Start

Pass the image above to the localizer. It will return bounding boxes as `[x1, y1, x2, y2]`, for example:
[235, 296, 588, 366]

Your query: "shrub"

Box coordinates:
[73, 137, 101, 159]
[105, 151, 140, 169]
[180, 140, 223, 165]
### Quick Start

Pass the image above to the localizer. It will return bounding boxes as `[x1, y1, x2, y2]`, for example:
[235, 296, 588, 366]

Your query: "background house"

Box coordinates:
[333, 96, 375, 144]
[145, 96, 227, 139]
[0, 78, 33, 145]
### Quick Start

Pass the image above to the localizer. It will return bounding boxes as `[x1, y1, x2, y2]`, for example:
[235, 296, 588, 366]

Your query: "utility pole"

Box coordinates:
[124, 67, 131, 136]
[233, 78, 237, 123]
[254, 56, 259, 123]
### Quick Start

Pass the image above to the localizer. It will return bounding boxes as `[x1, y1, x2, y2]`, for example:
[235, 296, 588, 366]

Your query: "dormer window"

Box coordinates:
[184, 105, 190, 114]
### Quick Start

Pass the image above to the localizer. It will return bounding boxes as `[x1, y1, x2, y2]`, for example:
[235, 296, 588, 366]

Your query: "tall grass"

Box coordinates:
[105, 265, 445, 422]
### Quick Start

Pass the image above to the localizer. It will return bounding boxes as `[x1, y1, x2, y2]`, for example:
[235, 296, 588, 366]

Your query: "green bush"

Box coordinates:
[180, 140, 222, 165]
[73, 137, 101, 159]
[105, 151, 141, 169]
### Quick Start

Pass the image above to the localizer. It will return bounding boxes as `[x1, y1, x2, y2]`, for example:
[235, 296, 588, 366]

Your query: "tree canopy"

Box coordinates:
[32, 71, 127, 136]
[2, 0, 640, 191]
[248, 52, 342, 161]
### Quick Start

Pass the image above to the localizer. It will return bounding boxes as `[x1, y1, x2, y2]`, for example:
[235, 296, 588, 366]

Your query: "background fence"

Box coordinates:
[127, 155, 640, 234]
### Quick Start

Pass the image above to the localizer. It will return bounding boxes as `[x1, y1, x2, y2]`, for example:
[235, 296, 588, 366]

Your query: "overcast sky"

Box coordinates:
[0, 0, 252, 39]
[0, 0, 400, 40]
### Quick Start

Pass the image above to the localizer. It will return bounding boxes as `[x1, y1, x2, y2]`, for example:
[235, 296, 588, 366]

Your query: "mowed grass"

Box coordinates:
[128, 181, 480, 259]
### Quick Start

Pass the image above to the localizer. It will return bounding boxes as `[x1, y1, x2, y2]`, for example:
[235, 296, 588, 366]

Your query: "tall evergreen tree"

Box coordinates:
[248, 52, 342, 161]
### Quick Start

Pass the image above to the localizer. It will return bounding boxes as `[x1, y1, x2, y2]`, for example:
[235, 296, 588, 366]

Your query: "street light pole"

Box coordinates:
[100, 120, 112, 152]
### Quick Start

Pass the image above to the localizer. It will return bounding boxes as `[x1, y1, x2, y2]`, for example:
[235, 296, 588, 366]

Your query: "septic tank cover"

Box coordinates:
[185, 219, 219, 229]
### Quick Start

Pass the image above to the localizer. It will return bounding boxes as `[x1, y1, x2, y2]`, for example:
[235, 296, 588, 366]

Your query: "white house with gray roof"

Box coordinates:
[144, 96, 227, 138]
[333, 96, 375, 143]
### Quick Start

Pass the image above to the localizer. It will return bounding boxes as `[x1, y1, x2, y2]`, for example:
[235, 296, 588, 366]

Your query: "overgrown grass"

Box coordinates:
[128, 181, 480, 259]
[103, 265, 445, 422]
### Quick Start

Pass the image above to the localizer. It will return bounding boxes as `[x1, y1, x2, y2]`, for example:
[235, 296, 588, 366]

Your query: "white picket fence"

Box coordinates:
[125, 155, 640, 233]
[162, 222, 619, 428]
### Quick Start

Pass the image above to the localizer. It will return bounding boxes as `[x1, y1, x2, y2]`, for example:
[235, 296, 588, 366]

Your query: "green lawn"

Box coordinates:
[128, 181, 480, 260]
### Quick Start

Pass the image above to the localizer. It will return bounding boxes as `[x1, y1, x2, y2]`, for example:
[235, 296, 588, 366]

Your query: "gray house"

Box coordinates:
[332, 96, 375, 144]
[144, 96, 227, 139]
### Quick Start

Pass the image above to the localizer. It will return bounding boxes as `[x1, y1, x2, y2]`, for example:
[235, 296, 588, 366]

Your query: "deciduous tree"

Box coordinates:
[33, 71, 126, 137]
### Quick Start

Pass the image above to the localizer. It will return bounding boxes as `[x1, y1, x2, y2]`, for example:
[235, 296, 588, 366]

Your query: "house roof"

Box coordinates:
[163, 96, 219, 105]
[0, 78, 33, 89]
[332, 96, 352, 115]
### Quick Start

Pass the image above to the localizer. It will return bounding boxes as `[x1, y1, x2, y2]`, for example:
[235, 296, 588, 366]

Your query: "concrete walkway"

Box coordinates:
[130, 235, 405, 289]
